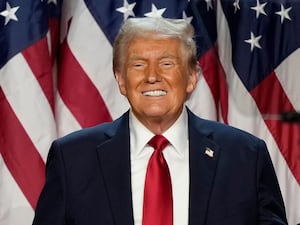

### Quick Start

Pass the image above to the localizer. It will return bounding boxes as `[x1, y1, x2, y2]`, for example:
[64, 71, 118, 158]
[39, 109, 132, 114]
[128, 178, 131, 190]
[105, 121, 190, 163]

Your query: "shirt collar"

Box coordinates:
[129, 108, 189, 158]
[163, 108, 188, 157]
[129, 111, 154, 158]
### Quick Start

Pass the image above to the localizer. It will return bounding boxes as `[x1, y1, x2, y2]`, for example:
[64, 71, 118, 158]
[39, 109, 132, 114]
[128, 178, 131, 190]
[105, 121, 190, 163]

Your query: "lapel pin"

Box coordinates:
[205, 147, 214, 158]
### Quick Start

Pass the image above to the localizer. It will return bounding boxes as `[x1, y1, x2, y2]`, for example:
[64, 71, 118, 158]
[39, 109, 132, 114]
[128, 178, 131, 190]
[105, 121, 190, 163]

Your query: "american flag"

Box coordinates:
[0, 0, 299, 224]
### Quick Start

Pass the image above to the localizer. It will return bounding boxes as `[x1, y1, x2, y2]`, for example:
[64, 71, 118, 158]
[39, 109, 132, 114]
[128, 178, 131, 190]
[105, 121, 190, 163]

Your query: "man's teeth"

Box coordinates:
[142, 90, 167, 96]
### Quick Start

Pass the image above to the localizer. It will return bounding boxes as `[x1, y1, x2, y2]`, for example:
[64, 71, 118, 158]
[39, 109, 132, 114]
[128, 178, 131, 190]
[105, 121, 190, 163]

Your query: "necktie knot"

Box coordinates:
[148, 135, 169, 152]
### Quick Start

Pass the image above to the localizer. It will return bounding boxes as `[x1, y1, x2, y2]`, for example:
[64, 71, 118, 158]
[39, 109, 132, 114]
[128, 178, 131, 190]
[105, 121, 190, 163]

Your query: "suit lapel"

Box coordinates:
[96, 113, 134, 225]
[188, 111, 220, 225]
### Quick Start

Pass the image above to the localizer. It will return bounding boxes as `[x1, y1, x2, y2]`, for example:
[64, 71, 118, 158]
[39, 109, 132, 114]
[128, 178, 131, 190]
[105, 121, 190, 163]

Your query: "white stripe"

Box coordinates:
[0, 155, 34, 225]
[216, 1, 300, 224]
[56, 93, 82, 137]
[186, 74, 217, 120]
[275, 48, 300, 110]
[0, 54, 56, 162]
[65, 0, 129, 120]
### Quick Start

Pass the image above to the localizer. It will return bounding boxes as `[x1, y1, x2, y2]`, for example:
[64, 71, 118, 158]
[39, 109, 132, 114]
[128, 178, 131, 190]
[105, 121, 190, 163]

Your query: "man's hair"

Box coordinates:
[112, 17, 200, 74]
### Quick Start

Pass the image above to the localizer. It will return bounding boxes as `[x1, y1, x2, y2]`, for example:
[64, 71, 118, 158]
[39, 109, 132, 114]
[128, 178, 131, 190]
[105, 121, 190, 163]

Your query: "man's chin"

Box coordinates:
[133, 108, 168, 121]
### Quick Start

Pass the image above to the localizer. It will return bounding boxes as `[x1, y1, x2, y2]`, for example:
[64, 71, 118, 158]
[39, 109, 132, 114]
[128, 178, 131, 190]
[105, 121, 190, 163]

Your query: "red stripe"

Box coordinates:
[22, 37, 55, 113]
[251, 72, 300, 185]
[58, 41, 112, 127]
[199, 46, 229, 123]
[49, 18, 59, 64]
[0, 88, 45, 209]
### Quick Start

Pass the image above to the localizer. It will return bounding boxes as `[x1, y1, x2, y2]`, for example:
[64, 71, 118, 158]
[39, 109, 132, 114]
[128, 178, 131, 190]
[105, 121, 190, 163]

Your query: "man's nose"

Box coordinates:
[146, 64, 160, 83]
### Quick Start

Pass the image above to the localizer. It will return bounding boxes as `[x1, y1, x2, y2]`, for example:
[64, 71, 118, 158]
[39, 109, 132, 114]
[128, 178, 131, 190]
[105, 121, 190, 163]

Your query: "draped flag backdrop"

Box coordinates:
[0, 0, 299, 224]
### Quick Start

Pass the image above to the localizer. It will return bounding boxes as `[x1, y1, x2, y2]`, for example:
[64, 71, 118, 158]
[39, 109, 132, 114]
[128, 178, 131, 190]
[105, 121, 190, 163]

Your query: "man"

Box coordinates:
[32, 18, 287, 225]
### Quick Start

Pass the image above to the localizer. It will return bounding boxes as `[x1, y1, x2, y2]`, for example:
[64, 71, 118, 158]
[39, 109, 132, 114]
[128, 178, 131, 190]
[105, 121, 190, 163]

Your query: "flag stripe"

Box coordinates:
[0, 88, 45, 209]
[58, 41, 112, 127]
[251, 72, 300, 185]
[0, 155, 35, 225]
[0, 54, 56, 162]
[275, 48, 300, 110]
[22, 37, 55, 112]
[55, 93, 82, 137]
[186, 74, 217, 121]
[199, 46, 229, 123]
[65, 1, 129, 120]
[48, 19, 60, 63]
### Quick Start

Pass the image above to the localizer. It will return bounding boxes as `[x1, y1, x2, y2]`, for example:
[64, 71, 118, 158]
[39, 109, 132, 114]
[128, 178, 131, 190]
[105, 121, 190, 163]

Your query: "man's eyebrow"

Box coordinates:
[127, 55, 145, 61]
[127, 53, 180, 61]
[160, 55, 179, 60]
[159, 52, 180, 59]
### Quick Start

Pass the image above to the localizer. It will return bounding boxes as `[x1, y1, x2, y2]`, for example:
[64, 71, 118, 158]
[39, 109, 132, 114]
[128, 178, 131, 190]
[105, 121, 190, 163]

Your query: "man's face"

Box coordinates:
[115, 36, 198, 130]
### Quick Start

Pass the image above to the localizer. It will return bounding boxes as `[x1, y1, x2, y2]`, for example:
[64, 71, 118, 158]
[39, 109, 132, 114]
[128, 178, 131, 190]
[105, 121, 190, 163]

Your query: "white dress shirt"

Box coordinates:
[130, 108, 190, 225]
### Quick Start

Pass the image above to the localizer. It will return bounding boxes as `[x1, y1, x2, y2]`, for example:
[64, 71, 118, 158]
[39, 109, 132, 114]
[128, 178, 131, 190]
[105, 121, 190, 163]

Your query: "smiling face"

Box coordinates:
[115, 35, 198, 133]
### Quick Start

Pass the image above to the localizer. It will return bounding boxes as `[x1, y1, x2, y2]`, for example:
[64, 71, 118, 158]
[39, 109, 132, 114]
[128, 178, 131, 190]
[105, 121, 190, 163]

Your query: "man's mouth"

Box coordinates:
[142, 90, 167, 97]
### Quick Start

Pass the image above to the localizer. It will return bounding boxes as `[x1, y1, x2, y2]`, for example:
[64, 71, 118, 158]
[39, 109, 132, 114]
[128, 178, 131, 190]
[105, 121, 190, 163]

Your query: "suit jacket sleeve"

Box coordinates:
[256, 139, 287, 224]
[32, 141, 66, 225]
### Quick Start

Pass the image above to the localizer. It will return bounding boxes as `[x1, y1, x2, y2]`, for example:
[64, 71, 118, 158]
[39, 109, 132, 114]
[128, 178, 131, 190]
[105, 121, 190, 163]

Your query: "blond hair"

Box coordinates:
[112, 17, 200, 74]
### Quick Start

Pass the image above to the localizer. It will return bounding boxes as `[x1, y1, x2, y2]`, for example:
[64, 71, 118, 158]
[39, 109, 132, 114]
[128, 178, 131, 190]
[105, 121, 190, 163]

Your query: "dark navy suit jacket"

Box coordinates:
[33, 109, 288, 225]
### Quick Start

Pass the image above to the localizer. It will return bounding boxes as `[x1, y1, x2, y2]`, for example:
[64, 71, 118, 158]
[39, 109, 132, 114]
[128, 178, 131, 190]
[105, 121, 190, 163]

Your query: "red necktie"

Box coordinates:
[142, 135, 173, 225]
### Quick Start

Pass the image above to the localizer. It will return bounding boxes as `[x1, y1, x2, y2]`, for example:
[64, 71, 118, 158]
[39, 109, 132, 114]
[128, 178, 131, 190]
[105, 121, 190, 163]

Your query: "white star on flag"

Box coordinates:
[244, 32, 262, 51]
[144, 4, 166, 18]
[205, 0, 213, 11]
[233, 0, 240, 13]
[275, 4, 292, 24]
[116, 0, 136, 20]
[251, 0, 267, 19]
[0, 2, 20, 25]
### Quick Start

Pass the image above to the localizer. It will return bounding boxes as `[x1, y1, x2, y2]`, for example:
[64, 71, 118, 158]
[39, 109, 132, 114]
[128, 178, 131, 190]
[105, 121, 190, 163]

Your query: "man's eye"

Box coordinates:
[160, 61, 174, 67]
[132, 63, 145, 68]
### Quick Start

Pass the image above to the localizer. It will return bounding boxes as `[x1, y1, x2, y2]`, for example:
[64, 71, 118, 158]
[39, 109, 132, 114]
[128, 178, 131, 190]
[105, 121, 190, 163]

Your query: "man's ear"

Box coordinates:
[115, 71, 127, 96]
[186, 70, 199, 94]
